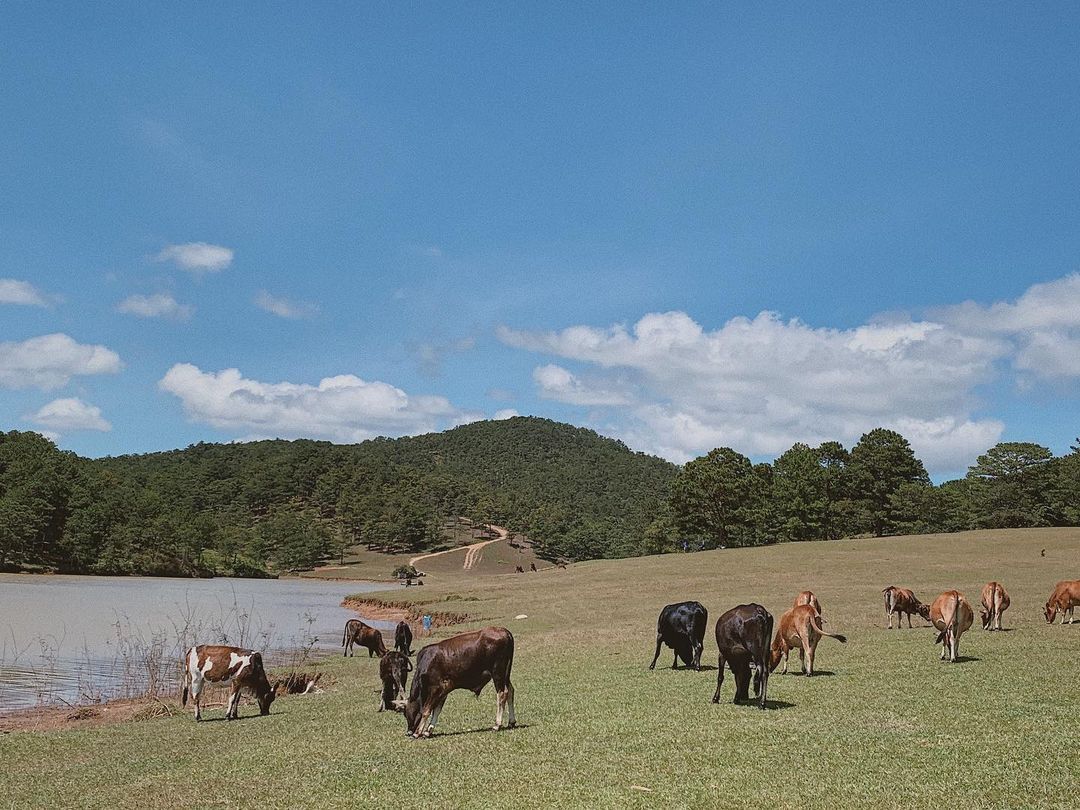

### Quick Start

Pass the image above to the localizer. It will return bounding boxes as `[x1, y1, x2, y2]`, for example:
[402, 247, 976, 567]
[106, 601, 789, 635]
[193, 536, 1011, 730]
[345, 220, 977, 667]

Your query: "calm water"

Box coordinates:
[0, 574, 391, 712]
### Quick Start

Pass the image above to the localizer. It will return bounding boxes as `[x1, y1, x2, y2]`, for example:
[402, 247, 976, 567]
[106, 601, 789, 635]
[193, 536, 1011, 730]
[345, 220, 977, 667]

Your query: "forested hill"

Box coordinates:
[0, 418, 678, 577]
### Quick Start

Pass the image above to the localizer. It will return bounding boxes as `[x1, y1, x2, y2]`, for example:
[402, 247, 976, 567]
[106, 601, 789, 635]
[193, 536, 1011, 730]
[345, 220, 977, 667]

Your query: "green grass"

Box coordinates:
[3, 528, 1078, 809]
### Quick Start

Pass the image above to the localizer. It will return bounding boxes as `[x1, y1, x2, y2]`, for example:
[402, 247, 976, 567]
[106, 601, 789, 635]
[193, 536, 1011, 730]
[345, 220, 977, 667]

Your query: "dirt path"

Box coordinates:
[409, 525, 508, 570]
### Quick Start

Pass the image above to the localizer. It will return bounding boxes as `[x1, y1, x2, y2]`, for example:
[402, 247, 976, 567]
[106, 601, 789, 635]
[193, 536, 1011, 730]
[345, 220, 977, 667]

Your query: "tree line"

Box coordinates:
[1, 419, 1076, 578]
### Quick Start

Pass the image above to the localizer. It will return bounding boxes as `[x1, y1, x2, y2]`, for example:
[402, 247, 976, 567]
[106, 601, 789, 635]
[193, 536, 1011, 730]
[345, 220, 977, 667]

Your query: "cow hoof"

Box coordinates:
[491, 724, 501, 731]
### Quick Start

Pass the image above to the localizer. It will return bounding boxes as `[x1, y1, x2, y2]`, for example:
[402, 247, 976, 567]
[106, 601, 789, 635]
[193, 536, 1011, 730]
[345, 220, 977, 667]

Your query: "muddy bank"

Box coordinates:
[342, 597, 471, 629]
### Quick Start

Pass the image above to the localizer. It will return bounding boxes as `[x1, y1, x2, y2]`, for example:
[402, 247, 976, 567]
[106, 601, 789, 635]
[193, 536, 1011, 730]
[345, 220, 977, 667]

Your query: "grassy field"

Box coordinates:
[2, 528, 1078, 809]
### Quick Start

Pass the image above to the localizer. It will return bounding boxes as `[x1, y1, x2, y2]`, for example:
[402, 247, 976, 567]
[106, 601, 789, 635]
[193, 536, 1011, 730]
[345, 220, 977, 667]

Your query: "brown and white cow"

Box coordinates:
[342, 618, 388, 658]
[793, 590, 821, 615]
[980, 581, 1011, 631]
[379, 650, 413, 712]
[404, 626, 516, 738]
[1044, 580, 1080, 624]
[930, 591, 974, 663]
[182, 645, 278, 721]
[770, 604, 847, 676]
[882, 586, 931, 628]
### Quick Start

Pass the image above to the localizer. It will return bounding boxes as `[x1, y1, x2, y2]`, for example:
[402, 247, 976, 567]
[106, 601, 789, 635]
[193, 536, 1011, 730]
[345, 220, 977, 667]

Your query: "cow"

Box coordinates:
[379, 651, 413, 712]
[1044, 580, 1080, 624]
[395, 621, 414, 656]
[793, 590, 821, 615]
[769, 604, 847, 676]
[882, 586, 931, 628]
[181, 644, 278, 721]
[515, 566, 524, 573]
[649, 601, 708, 671]
[342, 618, 388, 658]
[404, 626, 516, 738]
[530, 563, 537, 572]
[711, 604, 773, 710]
[980, 581, 1011, 631]
[930, 590, 974, 662]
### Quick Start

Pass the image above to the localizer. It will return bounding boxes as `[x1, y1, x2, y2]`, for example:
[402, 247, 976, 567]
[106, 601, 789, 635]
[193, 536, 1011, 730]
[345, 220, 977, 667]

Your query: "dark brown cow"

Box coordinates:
[182, 644, 278, 721]
[793, 590, 821, 615]
[1044, 580, 1080, 624]
[404, 626, 515, 738]
[980, 581, 1011, 631]
[930, 590, 974, 662]
[882, 586, 931, 628]
[395, 621, 414, 656]
[770, 604, 847, 676]
[379, 651, 413, 712]
[342, 618, 388, 658]
[710, 604, 773, 710]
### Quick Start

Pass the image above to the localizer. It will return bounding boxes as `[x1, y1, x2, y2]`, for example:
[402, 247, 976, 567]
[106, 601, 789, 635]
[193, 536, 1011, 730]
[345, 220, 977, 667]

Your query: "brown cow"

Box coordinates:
[980, 581, 1011, 631]
[769, 604, 847, 676]
[710, 604, 773, 710]
[882, 586, 931, 628]
[1044, 580, 1080, 624]
[342, 618, 388, 658]
[793, 590, 821, 615]
[404, 626, 515, 738]
[379, 650, 413, 712]
[181, 644, 278, 721]
[930, 590, 974, 662]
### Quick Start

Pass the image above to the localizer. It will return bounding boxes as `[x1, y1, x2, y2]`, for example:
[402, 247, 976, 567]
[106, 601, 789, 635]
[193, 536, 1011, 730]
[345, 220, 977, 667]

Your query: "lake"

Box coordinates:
[0, 574, 391, 712]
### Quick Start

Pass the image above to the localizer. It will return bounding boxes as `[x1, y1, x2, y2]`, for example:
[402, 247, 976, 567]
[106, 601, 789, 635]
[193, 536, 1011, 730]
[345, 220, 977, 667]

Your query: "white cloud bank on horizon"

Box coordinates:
[254, 290, 319, 319]
[498, 274, 1080, 472]
[0, 334, 122, 390]
[30, 397, 111, 433]
[0, 279, 50, 307]
[159, 364, 477, 443]
[155, 242, 233, 275]
[116, 293, 193, 320]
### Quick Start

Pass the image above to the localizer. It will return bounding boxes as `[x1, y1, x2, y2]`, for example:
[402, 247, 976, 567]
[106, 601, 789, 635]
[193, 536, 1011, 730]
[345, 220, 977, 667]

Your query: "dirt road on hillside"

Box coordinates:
[409, 525, 508, 571]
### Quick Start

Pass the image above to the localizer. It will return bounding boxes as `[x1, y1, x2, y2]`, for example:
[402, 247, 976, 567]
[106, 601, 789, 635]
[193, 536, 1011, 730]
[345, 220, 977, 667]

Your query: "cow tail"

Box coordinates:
[810, 614, 847, 643]
[181, 648, 191, 706]
[342, 621, 349, 647]
[760, 609, 774, 672]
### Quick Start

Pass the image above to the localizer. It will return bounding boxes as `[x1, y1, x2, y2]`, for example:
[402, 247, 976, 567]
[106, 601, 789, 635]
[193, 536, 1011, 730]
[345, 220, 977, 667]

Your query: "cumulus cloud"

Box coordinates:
[493, 409, 520, 420]
[254, 290, 319, 319]
[29, 398, 111, 433]
[155, 242, 233, 275]
[159, 364, 465, 443]
[116, 293, 193, 320]
[0, 279, 49, 307]
[0, 334, 122, 390]
[499, 308, 1009, 471]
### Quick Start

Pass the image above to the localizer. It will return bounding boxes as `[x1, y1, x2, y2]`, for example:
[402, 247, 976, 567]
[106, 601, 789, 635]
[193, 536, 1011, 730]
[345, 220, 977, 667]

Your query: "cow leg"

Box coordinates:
[226, 683, 241, 720]
[798, 646, 806, 675]
[732, 661, 751, 704]
[504, 682, 516, 728]
[805, 641, 815, 677]
[781, 647, 789, 675]
[906, 612, 912, 629]
[758, 666, 769, 710]
[649, 634, 663, 670]
[672, 651, 678, 669]
[190, 671, 204, 721]
[424, 696, 447, 737]
[711, 652, 726, 703]
[693, 641, 703, 671]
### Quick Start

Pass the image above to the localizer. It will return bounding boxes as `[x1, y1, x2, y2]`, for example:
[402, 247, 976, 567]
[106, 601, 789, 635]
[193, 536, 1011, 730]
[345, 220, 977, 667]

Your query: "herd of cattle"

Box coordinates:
[178, 577, 1080, 730]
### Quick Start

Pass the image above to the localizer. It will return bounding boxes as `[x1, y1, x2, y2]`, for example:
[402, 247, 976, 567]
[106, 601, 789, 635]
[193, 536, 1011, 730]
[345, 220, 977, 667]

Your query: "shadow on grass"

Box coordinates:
[665, 664, 718, 672]
[198, 712, 286, 723]
[425, 723, 531, 739]
[778, 670, 837, 677]
[726, 699, 796, 711]
[945, 656, 980, 664]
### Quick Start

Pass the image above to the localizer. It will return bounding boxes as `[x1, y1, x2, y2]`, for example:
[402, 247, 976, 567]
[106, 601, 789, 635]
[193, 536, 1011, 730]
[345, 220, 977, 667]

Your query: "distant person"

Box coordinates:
[422, 614, 433, 635]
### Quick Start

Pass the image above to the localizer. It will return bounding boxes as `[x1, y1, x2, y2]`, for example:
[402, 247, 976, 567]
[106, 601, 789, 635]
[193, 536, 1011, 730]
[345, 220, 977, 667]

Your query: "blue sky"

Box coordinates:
[2, 4, 1079, 478]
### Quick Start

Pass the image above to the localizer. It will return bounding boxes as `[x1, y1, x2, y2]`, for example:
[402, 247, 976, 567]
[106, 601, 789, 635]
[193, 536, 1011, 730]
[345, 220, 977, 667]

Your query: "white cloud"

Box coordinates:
[0, 279, 49, 307]
[493, 409, 520, 420]
[0, 334, 122, 390]
[500, 309, 1008, 471]
[155, 242, 233, 275]
[116, 293, 193, 320]
[254, 290, 319, 319]
[414, 337, 476, 376]
[29, 398, 111, 433]
[159, 364, 465, 443]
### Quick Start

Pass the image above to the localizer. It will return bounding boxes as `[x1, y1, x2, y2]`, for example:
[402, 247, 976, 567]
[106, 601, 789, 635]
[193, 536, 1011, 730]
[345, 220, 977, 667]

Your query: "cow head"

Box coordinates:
[258, 681, 278, 715]
[768, 647, 783, 673]
[1044, 601, 1057, 623]
[404, 696, 422, 736]
[915, 601, 931, 621]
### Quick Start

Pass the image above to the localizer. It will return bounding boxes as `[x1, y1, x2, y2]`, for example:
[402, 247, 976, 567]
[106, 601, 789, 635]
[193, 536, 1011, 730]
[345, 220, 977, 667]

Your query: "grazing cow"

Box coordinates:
[793, 590, 821, 615]
[379, 651, 413, 712]
[181, 644, 278, 721]
[530, 563, 537, 572]
[930, 591, 974, 662]
[770, 605, 847, 676]
[342, 618, 388, 658]
[515, 566, 524, 573]
[980, 582, 1011, 631]
[395, 621, 414, 656]
[711, 604, 773, 709]
[649, 601, 708, 671]
[882, 586, 931, 628]
[1044, 580, 1080, 624]
[404, 626, 515, 738]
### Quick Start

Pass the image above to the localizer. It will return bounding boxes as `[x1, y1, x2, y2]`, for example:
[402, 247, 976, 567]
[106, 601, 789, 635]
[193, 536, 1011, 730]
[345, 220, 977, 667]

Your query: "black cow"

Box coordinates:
[404, 626, 516, 738]
[379, 651, 413, 712]
[395, 621, 414, 656]
[711, 603, 773, 709]
[649, 601, 708, 671]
